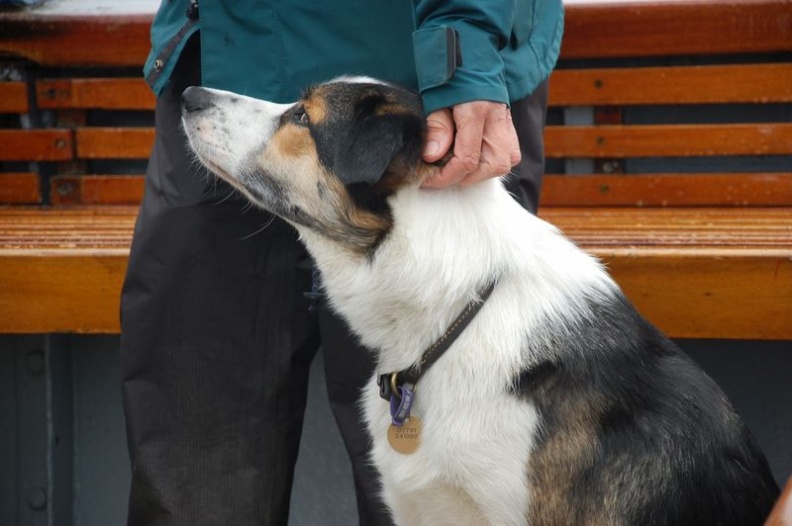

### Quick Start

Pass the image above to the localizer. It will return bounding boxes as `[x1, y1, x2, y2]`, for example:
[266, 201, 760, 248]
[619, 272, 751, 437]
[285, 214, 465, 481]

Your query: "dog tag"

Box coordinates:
[387, 416, 422, 455]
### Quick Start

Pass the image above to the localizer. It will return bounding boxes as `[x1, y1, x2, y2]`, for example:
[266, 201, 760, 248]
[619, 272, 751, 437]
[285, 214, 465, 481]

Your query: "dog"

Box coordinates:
[181, 77, 779, 525]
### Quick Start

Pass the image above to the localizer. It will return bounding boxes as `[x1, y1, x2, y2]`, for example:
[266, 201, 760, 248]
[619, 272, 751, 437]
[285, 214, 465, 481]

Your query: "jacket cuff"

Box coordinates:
[413, 22, 509, 114]
[412, 26, 462, 92]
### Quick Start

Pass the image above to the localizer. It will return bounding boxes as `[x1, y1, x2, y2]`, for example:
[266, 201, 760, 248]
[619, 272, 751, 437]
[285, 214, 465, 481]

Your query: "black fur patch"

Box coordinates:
[310, 82, 425, 190]
[512, 292, 779, 524]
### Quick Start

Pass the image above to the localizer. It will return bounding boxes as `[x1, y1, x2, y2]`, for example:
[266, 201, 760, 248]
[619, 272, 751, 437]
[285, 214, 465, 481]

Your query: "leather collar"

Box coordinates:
[377, 280, 497, 401]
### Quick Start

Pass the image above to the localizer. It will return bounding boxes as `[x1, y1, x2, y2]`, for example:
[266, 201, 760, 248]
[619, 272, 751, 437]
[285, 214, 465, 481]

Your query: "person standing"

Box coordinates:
[121, 1, 563, 524]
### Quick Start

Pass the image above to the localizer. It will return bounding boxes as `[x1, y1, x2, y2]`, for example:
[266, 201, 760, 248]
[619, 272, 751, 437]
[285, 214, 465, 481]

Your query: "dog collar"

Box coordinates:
[377, 280, 497, 411]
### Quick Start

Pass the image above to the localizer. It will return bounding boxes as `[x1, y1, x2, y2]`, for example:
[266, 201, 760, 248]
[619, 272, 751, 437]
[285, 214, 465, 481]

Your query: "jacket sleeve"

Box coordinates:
[412, 0, 518, 114]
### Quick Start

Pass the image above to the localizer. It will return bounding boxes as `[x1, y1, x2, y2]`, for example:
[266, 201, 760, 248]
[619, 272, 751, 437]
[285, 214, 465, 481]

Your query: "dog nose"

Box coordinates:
[182, 86, 213, 113]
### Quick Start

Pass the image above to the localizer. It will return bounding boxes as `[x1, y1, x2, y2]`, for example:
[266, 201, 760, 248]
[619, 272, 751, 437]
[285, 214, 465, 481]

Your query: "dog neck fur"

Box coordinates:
[298, 178, 617, 376]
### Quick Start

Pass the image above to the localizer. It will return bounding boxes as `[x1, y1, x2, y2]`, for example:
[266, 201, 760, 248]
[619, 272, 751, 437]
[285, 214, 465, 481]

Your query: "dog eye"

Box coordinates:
[293, 107, 309, 126]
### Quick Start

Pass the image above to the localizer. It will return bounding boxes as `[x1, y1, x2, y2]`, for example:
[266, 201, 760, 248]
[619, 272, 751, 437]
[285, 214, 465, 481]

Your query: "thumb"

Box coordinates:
[423, 108, 454, 163]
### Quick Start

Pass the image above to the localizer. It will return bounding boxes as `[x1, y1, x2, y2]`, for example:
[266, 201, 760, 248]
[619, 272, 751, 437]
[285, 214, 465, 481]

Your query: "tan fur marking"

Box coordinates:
[270, 122, 316, 159]
[529, 397, 622, 526]
[411, 162, 438, 187]
[374, 102, 415, 117]
[266, 130, 391, 255]
[373, 161, 423, 195]
[323, 172, 392, 242]
[304, 93, 328, 124]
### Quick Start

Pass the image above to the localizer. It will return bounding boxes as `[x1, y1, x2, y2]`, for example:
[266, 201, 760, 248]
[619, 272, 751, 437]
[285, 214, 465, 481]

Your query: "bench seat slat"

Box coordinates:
[1, 207, 789, 338]
[600, 254, 791, 340]
[3, 207, 788, 253]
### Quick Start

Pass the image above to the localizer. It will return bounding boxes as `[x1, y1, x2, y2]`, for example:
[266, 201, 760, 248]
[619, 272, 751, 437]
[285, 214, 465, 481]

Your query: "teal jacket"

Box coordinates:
[144, 0, 563, 114]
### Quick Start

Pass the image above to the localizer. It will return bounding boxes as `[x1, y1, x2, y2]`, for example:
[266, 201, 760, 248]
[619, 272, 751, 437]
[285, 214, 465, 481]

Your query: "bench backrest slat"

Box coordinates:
[545, 123, 792, 158]
[74, 128, 155, 160]
[0, 130, 73, 161]
[549, 64, 792, 106]
[561, 0, 792, 59]
[1, 4, 790, 209]
[542, 173, 792, 207]
[0, 173, 42, 204]
[0, 82, 28, 113]
[37, 78, 155, 111]
[50, 175, 144, 206]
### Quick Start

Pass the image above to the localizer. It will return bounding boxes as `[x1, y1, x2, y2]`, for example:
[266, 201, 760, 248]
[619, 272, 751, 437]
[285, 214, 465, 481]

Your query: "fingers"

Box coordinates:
[422, 108, 454, 163]
[421, 101, 521, 189]
[460, 105, 521, 187]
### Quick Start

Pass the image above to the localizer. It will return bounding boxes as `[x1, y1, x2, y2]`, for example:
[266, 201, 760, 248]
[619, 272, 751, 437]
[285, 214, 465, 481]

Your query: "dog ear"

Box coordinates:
[334, 103, 425, 185]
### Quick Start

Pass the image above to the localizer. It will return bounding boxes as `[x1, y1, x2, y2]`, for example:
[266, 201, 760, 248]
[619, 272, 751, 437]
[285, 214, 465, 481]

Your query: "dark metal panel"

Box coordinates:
[11, 336, 48, 526]
[47, 335, 74, 526]
[0, 345, 19, 525]
[70, 336, 128, 526]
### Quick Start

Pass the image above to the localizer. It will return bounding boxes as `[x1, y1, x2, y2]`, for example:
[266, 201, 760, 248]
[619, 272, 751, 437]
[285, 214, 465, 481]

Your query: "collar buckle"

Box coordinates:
[378, 372, 404, 401]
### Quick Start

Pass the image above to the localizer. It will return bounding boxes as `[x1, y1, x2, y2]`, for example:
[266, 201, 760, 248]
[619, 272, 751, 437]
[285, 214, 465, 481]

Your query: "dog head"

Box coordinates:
[181, 77, 432, 254]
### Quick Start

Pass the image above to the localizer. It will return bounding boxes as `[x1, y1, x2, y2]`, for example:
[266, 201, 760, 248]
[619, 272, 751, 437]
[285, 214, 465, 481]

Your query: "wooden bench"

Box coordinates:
[1, 0, 791, 339]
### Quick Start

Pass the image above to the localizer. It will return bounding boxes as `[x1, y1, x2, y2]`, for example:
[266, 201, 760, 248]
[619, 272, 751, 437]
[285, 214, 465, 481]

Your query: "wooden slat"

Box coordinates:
[0, 173, 41, 204]
[541, 207, 792, 339]
[0, 208, 134, 331]
[0, 208, 137, 251]
[0, 207, 136, 332]
[561, 0, 792, 59]
[1, 1, 790, 67]
[549, 64, 792, 106]
[75, 128, 154, 159]
[73, 123, 792, 161]
[541, 173, 792, 207]
[539, 208, 792, 250]
[0, 129, 73, 161]
[42, 173, 792, 208]
[50, 175, 145, 205]
[0, 82, 29, 113]
[544, 123, 792, 158]
[0, 207, 790, 337]
[597, 253, 791, 340]
[0, 254, 129, 333]
[37, 78, 155, 110]
[0, 14, 151, 67]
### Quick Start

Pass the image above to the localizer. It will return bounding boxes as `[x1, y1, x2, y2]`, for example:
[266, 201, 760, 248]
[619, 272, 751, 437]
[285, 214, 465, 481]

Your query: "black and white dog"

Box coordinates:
[181, 78, 779, 525]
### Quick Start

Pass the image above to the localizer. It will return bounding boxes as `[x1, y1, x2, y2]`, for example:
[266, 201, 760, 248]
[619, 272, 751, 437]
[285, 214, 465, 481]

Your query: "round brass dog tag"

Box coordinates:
[387, 416, 422, 455]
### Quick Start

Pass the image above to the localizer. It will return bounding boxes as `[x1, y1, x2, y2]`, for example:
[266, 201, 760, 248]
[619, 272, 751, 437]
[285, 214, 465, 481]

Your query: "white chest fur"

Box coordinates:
[298, 179, 615, 525]
[362, 314, 540, 526]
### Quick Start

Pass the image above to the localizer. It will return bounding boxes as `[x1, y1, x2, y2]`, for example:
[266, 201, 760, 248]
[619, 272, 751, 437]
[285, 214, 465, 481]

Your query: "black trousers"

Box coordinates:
[121, 35, 548, 526]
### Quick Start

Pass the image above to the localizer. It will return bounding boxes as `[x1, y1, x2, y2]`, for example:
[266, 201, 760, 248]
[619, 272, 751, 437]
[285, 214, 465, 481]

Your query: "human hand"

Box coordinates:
[421, 100, 521, 188]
